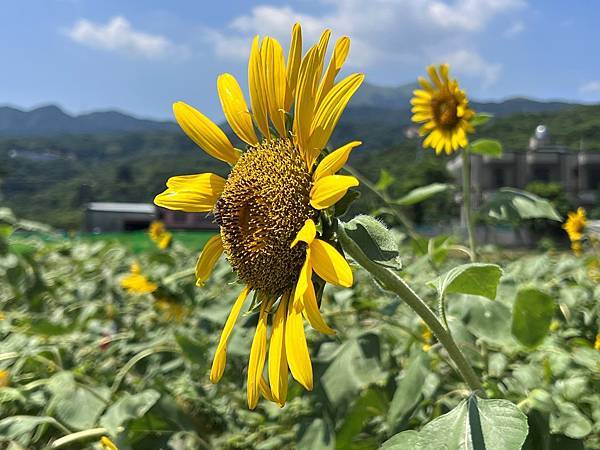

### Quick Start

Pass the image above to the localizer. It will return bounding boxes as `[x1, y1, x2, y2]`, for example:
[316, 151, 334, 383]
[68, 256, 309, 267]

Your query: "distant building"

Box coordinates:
[85, 202, 156, 232]
[158, 209, 218, 231]
[84, 202, 219, 232]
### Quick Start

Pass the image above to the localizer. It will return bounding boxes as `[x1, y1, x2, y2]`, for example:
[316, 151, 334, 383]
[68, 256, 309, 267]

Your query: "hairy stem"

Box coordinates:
[461, 150, 477, 261]
[338, 224, 484, 395]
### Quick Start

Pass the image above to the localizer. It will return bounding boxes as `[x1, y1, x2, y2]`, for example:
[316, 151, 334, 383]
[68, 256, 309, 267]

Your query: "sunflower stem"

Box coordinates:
[461, 150, 477, 261]
[337, 223, 485, 395]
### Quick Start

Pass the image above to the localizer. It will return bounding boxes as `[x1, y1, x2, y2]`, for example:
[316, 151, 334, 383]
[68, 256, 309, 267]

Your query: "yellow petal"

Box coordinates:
[315, 29, 332, 80]
[291, 218, 317, 248]
[210, 286, 251, 383]
[308, 73, 365, 166]
[285, 291, 313, 390]
[262, 37, 288, 137]
[173, 102, 240, 165]
[315, 36, 350, 107]
[285, 23, 302, 111]
[293, 45, 321, 163]
[303, 276, 335, 335]
[313, 141, 361, 181]
[268, 295, 289, 405]
[259, 375, 277, 404]
[309, 239, 353, 287]
[293, 248, 312, 305]
[310, 175, 359, 210]
[154, 173, 226, 212]
[217, 73, 258, 146]
[248, 36, 271, 139]
[427, 65, 443, 88]
[247, 302, 268, 409]
[195, 234, 224, 287]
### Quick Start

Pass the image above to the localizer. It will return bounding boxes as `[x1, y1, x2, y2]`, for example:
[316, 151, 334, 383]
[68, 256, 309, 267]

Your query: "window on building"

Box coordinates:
[533, 166, 551, 182]
[588, 165, 600, 190]
[492, 167, 505, 187]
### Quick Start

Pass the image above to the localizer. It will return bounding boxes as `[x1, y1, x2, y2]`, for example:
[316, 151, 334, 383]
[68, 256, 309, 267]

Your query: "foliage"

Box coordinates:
[1, 209, 599, 449]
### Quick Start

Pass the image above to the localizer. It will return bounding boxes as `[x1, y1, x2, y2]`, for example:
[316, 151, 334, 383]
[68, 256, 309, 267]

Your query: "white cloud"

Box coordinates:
[205, 0, 524, 87]
[503, 21, 525, 37]
[579, 81, 600, 94]
[442, 49, 501, 87]
[66, 16, 189, 59]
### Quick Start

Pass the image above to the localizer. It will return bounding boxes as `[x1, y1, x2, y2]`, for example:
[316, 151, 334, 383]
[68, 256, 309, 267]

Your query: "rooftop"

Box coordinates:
[86, 202, 156, 214]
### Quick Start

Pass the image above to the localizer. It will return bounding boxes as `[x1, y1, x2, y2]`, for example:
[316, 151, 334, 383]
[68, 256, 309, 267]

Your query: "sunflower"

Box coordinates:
[148, 220, 172, 249]
[563, 207, 586, 247]
[411, 64, 475, 155]
[120, 263, 158, 294]
[154, 23, 364, 409]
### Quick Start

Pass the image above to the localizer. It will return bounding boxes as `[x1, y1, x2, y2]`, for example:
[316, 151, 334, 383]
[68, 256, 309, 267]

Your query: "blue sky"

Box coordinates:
[1, 0, 598, 120]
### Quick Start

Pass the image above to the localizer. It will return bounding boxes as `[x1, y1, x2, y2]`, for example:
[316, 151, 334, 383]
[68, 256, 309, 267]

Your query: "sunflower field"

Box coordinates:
[2, 21, 600, 450]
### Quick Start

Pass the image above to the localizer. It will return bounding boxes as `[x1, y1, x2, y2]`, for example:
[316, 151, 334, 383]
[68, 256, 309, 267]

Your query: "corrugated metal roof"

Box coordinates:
[86, 202, 156, 213]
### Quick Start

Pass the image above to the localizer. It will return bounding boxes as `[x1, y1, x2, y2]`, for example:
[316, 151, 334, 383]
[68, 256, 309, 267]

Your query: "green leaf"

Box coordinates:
[470, 113, 493, 127]
[394, 183, 449, 206]
[175, 333, 208, 366]
[511, 288, 554, 347]
[468, 396, 486, 450]
[343, 215, 402, 270]
[469, 139, 503, 158]
[430, 263, 503, 300]
[0, 416, 68, 445]
[100, 389, 161, 435]
[334, 189, 361, 218]
[387, 352, 430, 431]
[550, 401, 593, 439]
[298, 418, 335, 450]
[485, 188, 562, 222]
[336, 387, 388, 449]
[47, 371, 109, 431]
[381, 399, 528, 450]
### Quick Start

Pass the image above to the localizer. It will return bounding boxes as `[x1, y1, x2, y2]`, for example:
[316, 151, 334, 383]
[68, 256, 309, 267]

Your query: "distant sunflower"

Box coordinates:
[563, 207, 586, 254]
[154, 23, 364, 409]
[120, 263, 157, 294]
[411, 64, 475, 155]
[148, 220, 172, 249]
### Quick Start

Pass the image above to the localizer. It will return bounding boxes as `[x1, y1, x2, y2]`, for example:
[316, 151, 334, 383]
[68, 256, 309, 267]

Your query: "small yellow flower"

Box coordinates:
[154, 298, 186, 323]
[411, 64, 475, 155]
[595, 334, 600, 351]
[154, 23, 363, 409]
[120, 263, 158, 294]
[588, 259, 600, 282]
[100, 436, 118, 450]
[563, 208, 586, 250]
[0, 369, 9, 387]
[148, 220, 172, 249]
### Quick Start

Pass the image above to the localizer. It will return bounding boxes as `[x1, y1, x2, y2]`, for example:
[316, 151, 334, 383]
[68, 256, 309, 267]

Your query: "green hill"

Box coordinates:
[1, 91, 599, 229]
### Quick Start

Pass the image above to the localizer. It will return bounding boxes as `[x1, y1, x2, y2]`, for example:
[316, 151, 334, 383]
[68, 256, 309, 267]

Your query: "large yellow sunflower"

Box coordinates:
[154, 24, 364, 409]
[411, 64, 475, 155]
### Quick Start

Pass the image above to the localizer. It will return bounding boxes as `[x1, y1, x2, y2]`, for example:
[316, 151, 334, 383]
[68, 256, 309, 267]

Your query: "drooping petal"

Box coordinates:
[291, 218, 317, 248]
[173, 102, 240, 165]
[285, 290, 313, 390]
[268, 294, 289, 405]
[302, 275, 335, 335]
[248, 36, 271, 139]
[308, 73, 365, 166]
[217, 73, 258, 146]
[315, 36, 350, 107]
[309, 239, 353, 287]
[293, 248, 312, 305]
[313, 141, 361, 182]
[210, 286, 251, 383]
[247, 302, 268, 409]
[310, 175, 359, 210]
[262, 37, 288, 137]
[259, 375, 277, 404]
[285, 23, 302, 110]
[154, 173, 226, 212]
[195, 234, 224, 287]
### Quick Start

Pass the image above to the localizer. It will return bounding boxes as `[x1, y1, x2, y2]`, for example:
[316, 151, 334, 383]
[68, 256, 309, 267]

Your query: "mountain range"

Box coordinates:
[0, 82, 581, 137]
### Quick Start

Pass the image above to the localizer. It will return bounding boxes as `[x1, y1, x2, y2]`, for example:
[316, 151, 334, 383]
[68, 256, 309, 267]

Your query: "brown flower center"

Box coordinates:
[432, 91, 460, 129]
[214, 138, 317, 295]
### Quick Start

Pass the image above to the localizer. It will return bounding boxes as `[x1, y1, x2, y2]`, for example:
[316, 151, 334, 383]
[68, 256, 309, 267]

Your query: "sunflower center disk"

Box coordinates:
[215, 138, 317, 295]
[432, 92, 459, 129]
